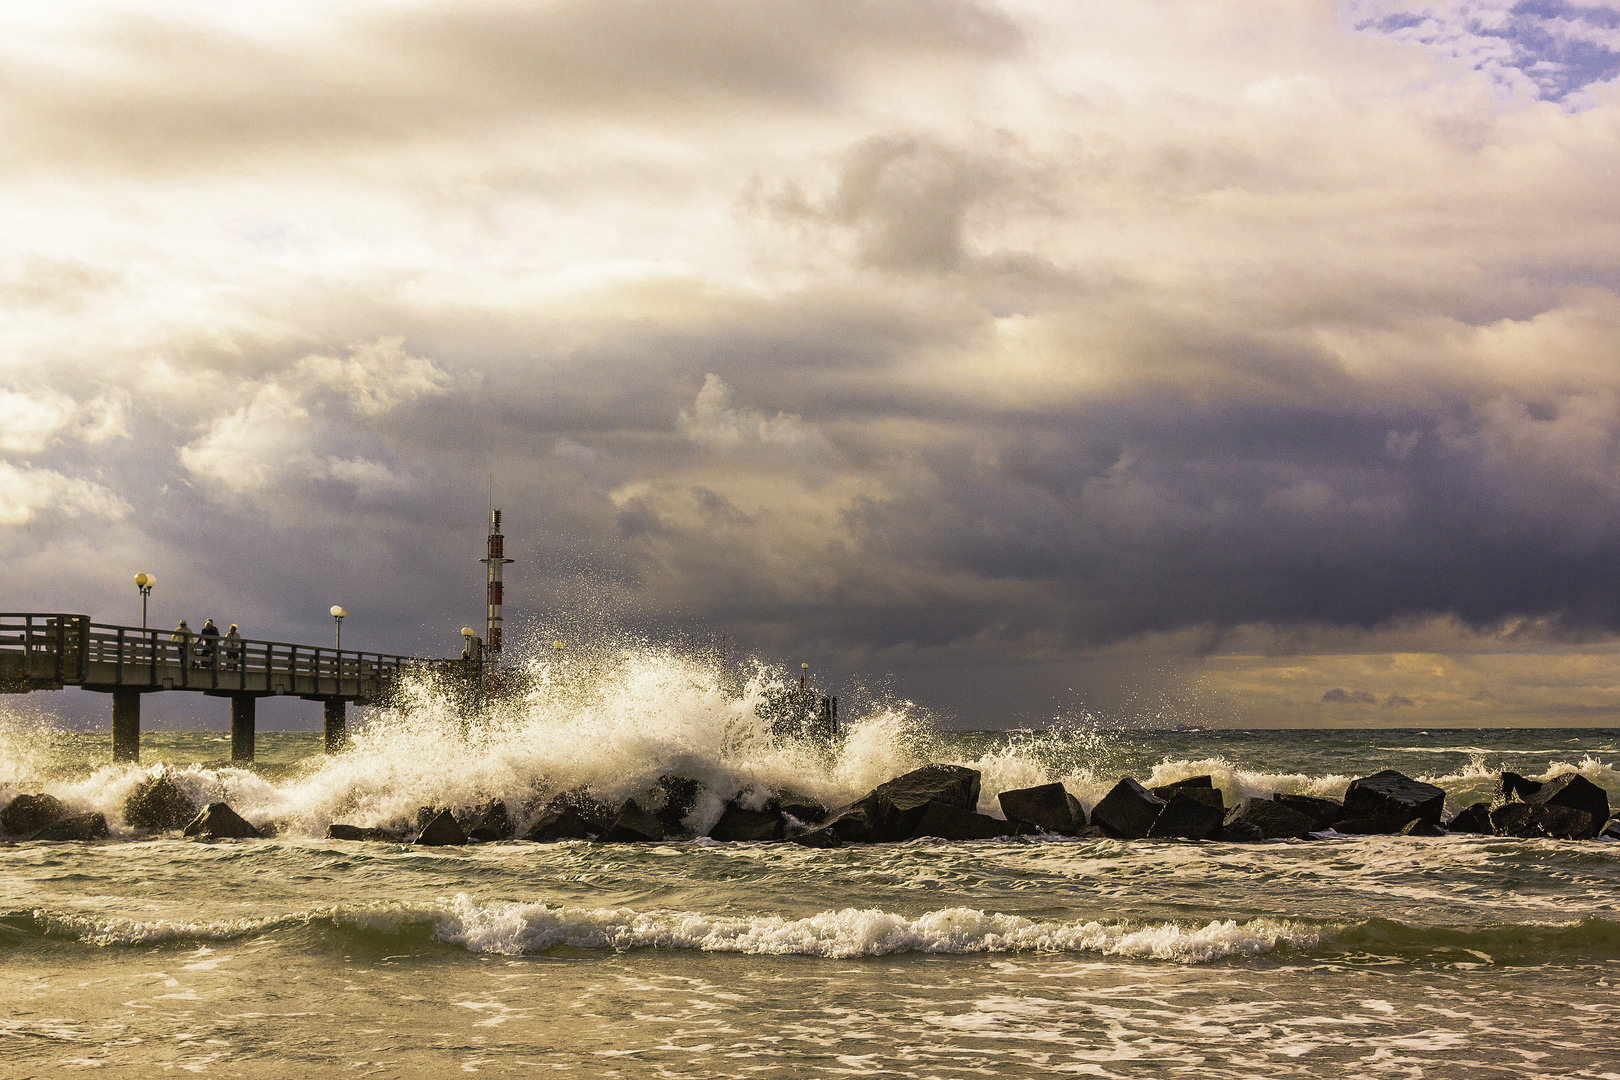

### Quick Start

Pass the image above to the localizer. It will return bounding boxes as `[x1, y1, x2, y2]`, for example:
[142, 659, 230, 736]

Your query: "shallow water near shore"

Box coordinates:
[4, 652, 1620, 1076]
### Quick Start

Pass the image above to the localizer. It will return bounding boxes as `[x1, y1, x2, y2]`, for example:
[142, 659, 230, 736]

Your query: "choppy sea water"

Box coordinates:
[3, 650, 1620, 1078]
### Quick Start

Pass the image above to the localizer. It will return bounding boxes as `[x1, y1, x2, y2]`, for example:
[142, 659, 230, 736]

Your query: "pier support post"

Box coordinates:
[324, 699, 347, 754]
[231, 694, 256, 765]
[112, 688, 141, 763]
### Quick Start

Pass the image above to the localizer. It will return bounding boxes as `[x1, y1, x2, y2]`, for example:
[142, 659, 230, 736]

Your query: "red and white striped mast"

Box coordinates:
[480, 507, 514, 657]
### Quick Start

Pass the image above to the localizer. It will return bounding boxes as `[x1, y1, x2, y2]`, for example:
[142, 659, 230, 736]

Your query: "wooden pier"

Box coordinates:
[0, 613, 434, 764]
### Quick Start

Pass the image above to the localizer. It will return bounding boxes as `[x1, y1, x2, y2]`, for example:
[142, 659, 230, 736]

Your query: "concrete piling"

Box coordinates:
[112, 688, 141, 763]
[324, 699, 347, 754]
[230, 695, 256, 764]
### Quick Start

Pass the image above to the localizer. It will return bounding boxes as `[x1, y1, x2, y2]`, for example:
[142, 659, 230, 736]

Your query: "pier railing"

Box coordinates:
[0, 613, 425, 702]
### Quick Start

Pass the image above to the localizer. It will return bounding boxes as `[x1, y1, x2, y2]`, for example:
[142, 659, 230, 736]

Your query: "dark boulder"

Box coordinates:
[791, 826, 843, 848]
[125, 774, 197, 831]
[1090, 779, 1166, 840]
[868, 765, 983, 840]
[912, 801, 1008, 841]
[598, 799, 665, 843]
[1217, 819, 1266, 842]
[1150, 775, 1214, 797]
[770, 792, 828, 824]
[1221, 798, 1313, 840]
[28, 812, 109, 841]
[1521, 774, 1610, 828]
[524, 800, 609, 841]
[655, 775, 703, 834]
[709, 805, 786, 842]
[467, 800, 513, 842]
[821, 800, 879, 843]
[2, 793, 67, 836]
[998, 783, 1084, 834]
[1490, 802, 1595, 840]
[416, 806, 448, 831]
[1602, 817, 1620, 841]
[1073, 824, 1107, 839]
[1497, 772, 1543, 803]
[1146, 792, 1225, 840]
[1400, 819, 1446, 837]
[415, 809, 468, 846]
[183, 803, 260, 840]
[1445, 803, 1493, 834]
[1273, 794, 1343, 830]
[1343, 770, 1445, 827]
[326, 823, 403, 842]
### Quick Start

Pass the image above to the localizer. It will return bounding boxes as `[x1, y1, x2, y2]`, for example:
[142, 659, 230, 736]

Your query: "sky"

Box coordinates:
[4, 0, 1620, 730]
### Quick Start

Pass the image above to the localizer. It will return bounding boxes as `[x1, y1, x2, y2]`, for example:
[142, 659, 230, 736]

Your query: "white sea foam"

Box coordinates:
[32, 897, 1328, 962]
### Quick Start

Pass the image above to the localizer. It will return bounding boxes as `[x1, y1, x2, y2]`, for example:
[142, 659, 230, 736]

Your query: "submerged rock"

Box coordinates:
[1520, 774, 1609, 832]
[790, 826, 843, 848]
[1090, 779, 1166, 840]
[912, 801, 1008, 841]
[125, 774, 197, 831]
[1147, 792, 1225, 840]
[1445, 803, 1493, 834]
[1273, 794, 1343, 831]
[1343, 770, 1445, 829]
[467, 800, 513, 842]
[1490, 802, 1595, 840]
[183, 802, 261, 840]
[326, 823, 404, 842]
[1400, 819, 1446, 837]
[599, 799, 665, 843]
[709, 805, 786, 842]
[1221, 798, 1313, 841]
[28, 812, 109, 842]
[2, 793, 67, 836]
[998, 783, 1085, 834]
[415, 809, 468, 846]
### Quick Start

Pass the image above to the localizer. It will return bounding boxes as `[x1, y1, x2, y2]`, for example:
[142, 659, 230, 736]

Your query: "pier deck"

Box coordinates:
[1, 613, 433, 763]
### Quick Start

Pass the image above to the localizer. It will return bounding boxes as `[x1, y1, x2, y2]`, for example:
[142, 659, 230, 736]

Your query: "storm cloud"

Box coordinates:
[4, 0, 1620, 727]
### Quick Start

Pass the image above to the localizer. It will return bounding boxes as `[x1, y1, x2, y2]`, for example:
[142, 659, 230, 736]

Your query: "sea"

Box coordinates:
[3, 646, 1619, 1078]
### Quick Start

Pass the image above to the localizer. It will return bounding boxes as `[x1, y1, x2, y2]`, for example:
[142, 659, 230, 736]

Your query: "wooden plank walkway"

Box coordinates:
[0, 613, 436, 764]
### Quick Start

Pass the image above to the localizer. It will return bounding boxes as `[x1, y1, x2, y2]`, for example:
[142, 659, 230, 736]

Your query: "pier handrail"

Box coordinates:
[0, 612, 433, 696]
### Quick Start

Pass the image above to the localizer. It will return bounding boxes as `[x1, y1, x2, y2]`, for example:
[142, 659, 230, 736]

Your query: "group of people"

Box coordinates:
[170, 618, 243, 667]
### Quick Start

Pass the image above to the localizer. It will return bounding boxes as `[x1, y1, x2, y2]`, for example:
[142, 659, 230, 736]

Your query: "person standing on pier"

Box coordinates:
[197, 618, 219, 666]
[171, 619, 192, 668]
[224, 624, 242, 669]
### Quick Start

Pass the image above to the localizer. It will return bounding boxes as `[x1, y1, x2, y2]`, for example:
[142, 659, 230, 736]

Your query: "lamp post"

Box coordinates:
[133, 573, 155, 628]
[461, 626, 478, 662]
[331, 605, 346, 650]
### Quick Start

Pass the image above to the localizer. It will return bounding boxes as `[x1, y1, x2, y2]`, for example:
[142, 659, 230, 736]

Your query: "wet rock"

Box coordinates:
[1073, 824, 1107, 839]
[599, 799, 665, 843]
[1221, 798, 1313, 841]
[1146, 792, 1225, 840]
[2, 793, 67, 836]
[28, 812, 110, 841]
[1497, 771, 1543, 803]
[1089, 779, 1166, 840]
[125, 774, 198, 831]
[770, 792, 828, 825]
[415, 809, 468, 846]
[524, 795, 613, 842]
[1273, 794, 1343, 831]
[183, 802, 261, 840]
[1343, 770, 1445, 828]
[709, 805, 786, 842]
[1489, 802, 1595, 840]
[1400, 819, 1446, 837]
[326, 823, 404, 842]
[1150, 776, 1214, 797]
[821, 800, 879, 843]
[416, 806, 448, 831]
[998, 783, 1085, 834]
[467, 800, 513, 842]
[1334, 816, 1412, 835]
[1445, 803, 1493, 834]
[869, 765, 983, 840]
[1520, 774, 1610, 831]
[1217, 819, 1266, 842]
[655, 775, 703, 834]
[790, 826, 843, 848]
[912, 801, 1008, 841]
[1602, 818, 1620, 841]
